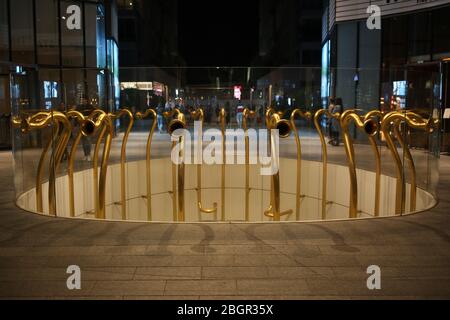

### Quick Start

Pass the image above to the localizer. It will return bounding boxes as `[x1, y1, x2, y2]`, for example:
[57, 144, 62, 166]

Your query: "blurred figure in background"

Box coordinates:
[327, 97, 336, 142]
[78, 96, 94, 161]
[57, 102, 70, 161]
[329, 97, 342, 146]
[236, 101, 244, 128]
[156, 103, 165, 133]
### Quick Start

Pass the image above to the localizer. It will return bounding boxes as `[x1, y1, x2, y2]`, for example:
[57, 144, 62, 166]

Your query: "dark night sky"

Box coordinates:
[178, 0, 260, 66]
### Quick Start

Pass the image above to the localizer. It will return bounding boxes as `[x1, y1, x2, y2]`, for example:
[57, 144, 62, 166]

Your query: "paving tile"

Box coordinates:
[293, 255, 361, 267]
[266, 266, 334, 279]
[92, 280, 166, 296]
[1, 150, 450, 299]
[171, 255, 235, 267]
[305, 279, 376, 296]
[135, 267, 201, 280]
[202, 267, 269, 279]
[124, 295, 200, 300]
[165, 280, 237, 295]
[237, 279, 310, 295]
[0, 280, 96, 297]
[109, 255, 173, 267]
[234, 255, 298, 267]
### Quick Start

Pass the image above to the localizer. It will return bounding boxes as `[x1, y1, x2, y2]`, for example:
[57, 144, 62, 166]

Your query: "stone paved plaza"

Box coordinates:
[1, 146, 450, 299]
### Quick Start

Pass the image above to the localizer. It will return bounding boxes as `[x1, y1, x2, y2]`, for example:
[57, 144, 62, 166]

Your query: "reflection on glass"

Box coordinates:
[36, 0, 60, 65]
[86, 3, 106, 68]
[39, 69, 60, 110]
[61, 1, 84, 67]
[0, 0, 9, 61]
[62, 69, 84, 108]
[10, 0, 35, 64]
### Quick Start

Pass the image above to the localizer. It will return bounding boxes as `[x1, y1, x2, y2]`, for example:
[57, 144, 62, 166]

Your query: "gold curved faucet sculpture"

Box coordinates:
[20, 111, 71, 216]
[37, 121, 60, 213]
[12, 113, 54, 213]
[264, 112, 293, 221]
[135, 108, 157, 221]
[164, 108, 187, 221]
[81, 110, 113, 219]
[290, 109, 311, 220]
[109, 109, 134, 220]
[313, 109, 341, 220]
[191, 108, 218, 218]
[381, 111, 434, 214]
[88, 112, 108, 216]
[66, 110, 85, 217]
[219, 107, 227, 221]
[363, 110, 384, 217]
[243, 107, 256, 221]
[340, 109, 378, 218]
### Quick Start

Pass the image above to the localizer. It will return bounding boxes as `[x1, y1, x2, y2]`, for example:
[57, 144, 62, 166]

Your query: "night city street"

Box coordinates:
[0, 0, 450, 313]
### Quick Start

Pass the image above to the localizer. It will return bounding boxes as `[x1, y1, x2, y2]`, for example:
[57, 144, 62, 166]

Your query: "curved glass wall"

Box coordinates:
[10, 67, 441, 223]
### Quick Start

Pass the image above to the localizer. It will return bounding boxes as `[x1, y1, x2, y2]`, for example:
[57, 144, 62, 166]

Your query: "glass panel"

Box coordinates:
[10, 0, 35, 64]
[107, 39, 120, 111]
[432, 6, 450, 59]
[9, 67, 441, 223]
[62, 68, 85, 108]
[38, 68, 61, 110]
[0, 0, 9, 61]
[336, 22, 357, 108]
[357, 21, 381, 111]
[61, 1, 84, 67]
[408, 12, 431, 62]
[86, 68, 105, 109]
[382, 16, 407, 68]
[85, 3, 106, 68]
[36, 0, 60, 65]
[0, 73, 11, 148]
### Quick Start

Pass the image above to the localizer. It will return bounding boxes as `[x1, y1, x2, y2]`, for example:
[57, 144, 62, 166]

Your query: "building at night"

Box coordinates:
[0, 0, 119, 148]
[117, 0, 183, 114]
[252, 0, 324, 113]
[321, 0, 450, 149]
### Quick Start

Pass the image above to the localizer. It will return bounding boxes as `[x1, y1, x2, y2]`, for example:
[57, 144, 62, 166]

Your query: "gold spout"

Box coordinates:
[290, 109, 311, 220]
[81, 119, 96, 136]
[165, 108, 186, 135]
[135, 108, 157, 221]
[271, 112, 292, 138]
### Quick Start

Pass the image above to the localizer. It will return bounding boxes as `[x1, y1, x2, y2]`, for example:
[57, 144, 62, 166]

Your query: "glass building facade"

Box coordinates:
[0, 0, 118, 148]
[321, 0, 450, 150]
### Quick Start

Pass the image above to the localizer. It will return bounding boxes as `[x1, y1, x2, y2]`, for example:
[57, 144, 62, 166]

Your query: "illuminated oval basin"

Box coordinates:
[16, 158, 436, 222]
